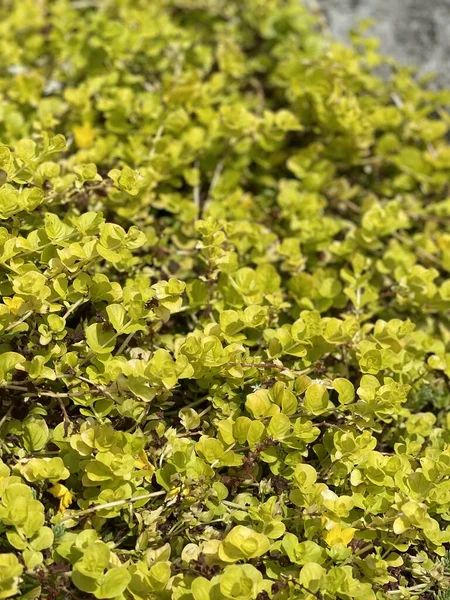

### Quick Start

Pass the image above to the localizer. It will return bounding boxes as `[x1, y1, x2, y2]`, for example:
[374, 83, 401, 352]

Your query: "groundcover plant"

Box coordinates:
[0, 0, 450, 598]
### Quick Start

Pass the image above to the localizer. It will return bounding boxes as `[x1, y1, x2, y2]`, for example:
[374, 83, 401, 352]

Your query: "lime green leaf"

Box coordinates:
[304, 382, 330, 415]
[85, 323, 116, 354]
[95, 568, 132, 599]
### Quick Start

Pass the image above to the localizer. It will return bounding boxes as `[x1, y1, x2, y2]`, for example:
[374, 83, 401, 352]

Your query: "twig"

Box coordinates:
[57, 397, 71, 436]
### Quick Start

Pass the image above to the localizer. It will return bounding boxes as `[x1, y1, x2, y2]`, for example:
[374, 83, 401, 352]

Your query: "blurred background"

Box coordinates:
[315, 0, 450, 87]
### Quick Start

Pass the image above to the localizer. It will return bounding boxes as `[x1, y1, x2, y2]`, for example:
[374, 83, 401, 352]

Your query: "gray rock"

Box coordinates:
[314, 0, 450, 87]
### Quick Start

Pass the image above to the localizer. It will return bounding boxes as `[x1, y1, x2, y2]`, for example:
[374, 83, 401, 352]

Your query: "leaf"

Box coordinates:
[332, 378, 355, 405]
[23, 418, 49, 452]
[360, 349, 382, 374]
[106, 304, 127, 333]
[246, 420, 265, 449]
[191, 577, 212, 600]
[267, 413, 292, 440]
[48, 484, 74, 513]
[179, 407, 201, 430]
[72, 571, 98, 594]
[299, 563, 325, 594]
[0, 352, 26, 380]
[95, 568, 132, 599]
[29, 527, 54, 551]
[246, 390, 279, 419]
[108, 166, 146, 196]
[16, 139, 37, 162]
[6, 531, 27, 550]
[304, 382, 329, 415]
[84, 461, 113, 482]
[218, 526, 270, 562]
[148, 561, 171, 591]
[23, 549, 43, 570]
[294, 464, 317, 488]
[85, 323, 116, 354]
[219, 564, 262, 599]
[233, 417, 252, 444]
[74, 541, 110, 579]
[195, 437, 224, 463]
[270, 382, 297, 415]
[73, 122, 95, 149]
[324, 524, 357, 547]
[13, 272, 47, 296]
[44, 213, 74, 241]
[0, 553, 23, 578]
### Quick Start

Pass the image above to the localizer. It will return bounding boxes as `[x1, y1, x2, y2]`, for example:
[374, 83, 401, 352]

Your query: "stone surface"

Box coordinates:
[315, 0, 450, 87]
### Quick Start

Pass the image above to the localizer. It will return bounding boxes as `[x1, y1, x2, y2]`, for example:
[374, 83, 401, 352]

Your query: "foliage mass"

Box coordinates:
[0, 0, 449, 599]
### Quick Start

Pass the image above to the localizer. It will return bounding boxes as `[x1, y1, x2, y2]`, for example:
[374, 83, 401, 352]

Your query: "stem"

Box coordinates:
[63, 297, 86, 319]
[238, 362, 314, 376]
[346, 543, 374, 562]
[149, 125, 164, 159]
[1, 387, 102, 399]
[0, 406, 13, 430]
[241, 362, 286, 369]
[193, 159, 201, 210]
[0, 383, 28, 392]
[116, 331, 135, 356]
[60, 490, 166, 522]
[197, 405, 211, 418]
[79, 320, 134, 367]
[223, 500, 251, 511]
[206, 161, 223, 204]
[165, 395, 209, 416]
[393, 232, 444, 269]
[57, 396, 71, 436]
[75, 375, 116, 401]
[4, 310, 33, 333]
